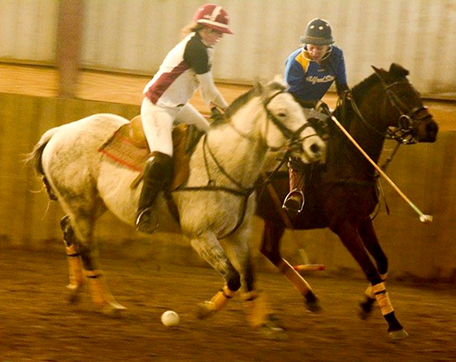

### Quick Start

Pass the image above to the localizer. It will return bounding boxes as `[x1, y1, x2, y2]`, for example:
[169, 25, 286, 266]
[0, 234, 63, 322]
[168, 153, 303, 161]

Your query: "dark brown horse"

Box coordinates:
[256, 64, 438, 339]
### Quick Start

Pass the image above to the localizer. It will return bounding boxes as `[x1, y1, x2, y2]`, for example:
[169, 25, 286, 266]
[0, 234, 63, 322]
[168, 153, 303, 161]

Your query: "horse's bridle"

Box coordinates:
[173, 89, 319, 239]
[230, 89, 318, 152]
[343, 77, 431, 144]
[382, 79, 432, 144]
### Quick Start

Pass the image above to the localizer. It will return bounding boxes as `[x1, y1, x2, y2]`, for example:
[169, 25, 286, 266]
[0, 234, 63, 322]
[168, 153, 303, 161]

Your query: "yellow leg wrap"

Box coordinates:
[365, 274, 388, 299]
[242, 291, 272, 328]
[210, 285, 236, 311]
[85, 270, 116, 306]
[372, 282, 394, 315]
[278, 258, 312, 296]
[66, 245, 84, 289]
[365, 284, 375, 299]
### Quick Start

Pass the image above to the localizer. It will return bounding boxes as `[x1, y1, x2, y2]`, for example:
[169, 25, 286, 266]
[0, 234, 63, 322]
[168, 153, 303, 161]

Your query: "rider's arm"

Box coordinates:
[335, 49, 349, 96]
[196, 72, 228, 110]
[184, 35, 228, 110]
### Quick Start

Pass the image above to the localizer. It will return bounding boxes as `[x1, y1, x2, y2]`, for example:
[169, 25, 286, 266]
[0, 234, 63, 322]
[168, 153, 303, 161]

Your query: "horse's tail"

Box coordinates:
[24, 126, 60, 176]
[24, 127, 61, 201]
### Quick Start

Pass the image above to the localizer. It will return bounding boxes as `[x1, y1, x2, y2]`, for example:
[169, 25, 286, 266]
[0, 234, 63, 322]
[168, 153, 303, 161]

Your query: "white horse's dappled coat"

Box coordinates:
[31, 80, 326, 329]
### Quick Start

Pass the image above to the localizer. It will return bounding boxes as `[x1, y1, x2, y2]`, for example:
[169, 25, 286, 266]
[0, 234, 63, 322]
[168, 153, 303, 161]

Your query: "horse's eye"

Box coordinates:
[277, 112, 287, 118]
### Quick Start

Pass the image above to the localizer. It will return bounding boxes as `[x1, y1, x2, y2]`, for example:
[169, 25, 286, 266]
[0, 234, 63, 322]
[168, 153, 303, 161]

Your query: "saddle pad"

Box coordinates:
[98, 121, 191, 190]
[99, 124, 149, 172]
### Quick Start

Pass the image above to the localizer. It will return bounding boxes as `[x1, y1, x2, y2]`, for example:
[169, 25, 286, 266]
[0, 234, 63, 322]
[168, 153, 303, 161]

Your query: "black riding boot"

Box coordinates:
[136, 151, 173, 234]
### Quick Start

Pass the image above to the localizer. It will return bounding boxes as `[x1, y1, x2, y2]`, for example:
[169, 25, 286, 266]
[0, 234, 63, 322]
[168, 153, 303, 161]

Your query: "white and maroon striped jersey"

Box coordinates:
[144, 32, 214, 108]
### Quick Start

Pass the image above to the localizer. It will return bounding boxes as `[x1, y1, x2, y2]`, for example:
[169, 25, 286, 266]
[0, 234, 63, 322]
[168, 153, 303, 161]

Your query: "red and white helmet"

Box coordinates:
[193, 4, 233, 34]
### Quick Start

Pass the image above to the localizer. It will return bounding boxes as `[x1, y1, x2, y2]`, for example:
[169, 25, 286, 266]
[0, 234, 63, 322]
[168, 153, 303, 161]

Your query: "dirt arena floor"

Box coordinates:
[1, 248, 456, 362]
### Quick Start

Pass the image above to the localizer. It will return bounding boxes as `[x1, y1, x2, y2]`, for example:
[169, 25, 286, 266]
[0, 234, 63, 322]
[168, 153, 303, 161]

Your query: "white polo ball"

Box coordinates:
[161, 310, 180, 327]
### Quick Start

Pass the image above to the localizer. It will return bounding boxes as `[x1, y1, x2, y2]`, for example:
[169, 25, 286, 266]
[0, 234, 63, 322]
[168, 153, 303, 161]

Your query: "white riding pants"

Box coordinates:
[141, 98, 210, 156]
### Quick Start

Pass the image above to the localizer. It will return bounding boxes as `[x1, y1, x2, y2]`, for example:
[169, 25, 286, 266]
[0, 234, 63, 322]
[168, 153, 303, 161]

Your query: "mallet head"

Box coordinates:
[419, 214, 433, 224]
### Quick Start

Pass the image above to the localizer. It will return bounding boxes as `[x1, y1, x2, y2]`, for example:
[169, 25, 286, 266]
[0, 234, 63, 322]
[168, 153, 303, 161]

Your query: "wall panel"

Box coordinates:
[0, 0, 58, 62]
[0, 93, 455, 280]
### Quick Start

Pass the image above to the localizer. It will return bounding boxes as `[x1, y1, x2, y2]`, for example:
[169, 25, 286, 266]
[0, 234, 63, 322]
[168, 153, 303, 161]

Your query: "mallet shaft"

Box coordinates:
[329, 114, 431, 222]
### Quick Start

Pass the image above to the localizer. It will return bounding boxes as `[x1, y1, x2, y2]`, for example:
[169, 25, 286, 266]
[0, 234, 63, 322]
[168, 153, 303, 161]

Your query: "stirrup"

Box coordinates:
[282, 189, 305, 213]
[135, 207, 159, 234]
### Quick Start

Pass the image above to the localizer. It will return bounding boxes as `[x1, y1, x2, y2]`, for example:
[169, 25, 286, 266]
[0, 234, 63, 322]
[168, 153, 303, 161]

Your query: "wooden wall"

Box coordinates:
[0, 93, 455, 280]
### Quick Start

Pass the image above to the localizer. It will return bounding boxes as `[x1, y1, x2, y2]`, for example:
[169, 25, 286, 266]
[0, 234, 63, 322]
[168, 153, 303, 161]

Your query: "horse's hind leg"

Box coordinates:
[191, 231, 241, 319]
[332, 220, 408, 339]
[358, 217, 388, 319]
[65, 207, 126, 317]
[61, 215, 84, 303]
[260, 220, 320, 312]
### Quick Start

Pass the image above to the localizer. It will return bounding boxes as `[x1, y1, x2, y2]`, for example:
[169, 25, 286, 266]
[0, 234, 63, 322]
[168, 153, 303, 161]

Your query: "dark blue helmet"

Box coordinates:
[300, 18, 334, 45]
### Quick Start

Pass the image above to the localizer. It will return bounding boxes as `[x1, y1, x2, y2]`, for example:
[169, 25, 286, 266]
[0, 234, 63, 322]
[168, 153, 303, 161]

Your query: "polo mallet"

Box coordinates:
[328, 112, 433, 224]
[260, 172, 325, 272]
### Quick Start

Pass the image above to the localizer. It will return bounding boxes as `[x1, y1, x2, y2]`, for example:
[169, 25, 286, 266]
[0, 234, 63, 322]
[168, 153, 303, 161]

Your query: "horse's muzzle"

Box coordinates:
[417, 119, 438, 142]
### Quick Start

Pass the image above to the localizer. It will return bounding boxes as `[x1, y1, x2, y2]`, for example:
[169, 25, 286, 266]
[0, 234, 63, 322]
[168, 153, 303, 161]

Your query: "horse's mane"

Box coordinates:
[349, 63, 410, 106]
[350, 74, 378, 103]
[329, 72, 382, 172]
[212, 81, 287, 127]
[225, 87, 256, 117]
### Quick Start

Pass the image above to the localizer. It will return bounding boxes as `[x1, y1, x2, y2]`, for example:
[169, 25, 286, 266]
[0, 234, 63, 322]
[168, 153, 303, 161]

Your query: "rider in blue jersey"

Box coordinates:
[283, 18, 349, 213]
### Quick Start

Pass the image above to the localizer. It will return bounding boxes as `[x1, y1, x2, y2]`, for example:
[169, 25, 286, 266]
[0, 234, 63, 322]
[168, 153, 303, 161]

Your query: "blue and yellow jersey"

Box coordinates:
[284, 45, 348, 104]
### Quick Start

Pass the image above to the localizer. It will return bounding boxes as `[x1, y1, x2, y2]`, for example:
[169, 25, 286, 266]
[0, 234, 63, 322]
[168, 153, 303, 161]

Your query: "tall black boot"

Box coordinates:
[136, 151, 173, 234]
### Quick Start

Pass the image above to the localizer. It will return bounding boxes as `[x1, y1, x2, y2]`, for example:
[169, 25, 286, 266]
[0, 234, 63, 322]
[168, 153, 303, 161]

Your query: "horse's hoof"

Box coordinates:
[358, 304, 373, 320]
[389, 328, 409, 340]
[196, 301, 217, 320]
[66, 285, 83, 304]
[305, 299, 322, 313]
[102, 302, 127, 318]
[359, 308, 371, 320]
[358, 298, 375, 320]
[257, 321, 288, 341]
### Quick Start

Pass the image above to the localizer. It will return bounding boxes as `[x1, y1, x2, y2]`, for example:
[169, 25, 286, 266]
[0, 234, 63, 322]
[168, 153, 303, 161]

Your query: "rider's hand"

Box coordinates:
[316, 100, 331, 115]
[210, 106, 225, 123]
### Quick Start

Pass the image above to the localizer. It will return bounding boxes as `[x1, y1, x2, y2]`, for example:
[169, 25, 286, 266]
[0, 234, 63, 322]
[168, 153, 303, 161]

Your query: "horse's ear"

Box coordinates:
[371, 65, 388, 82]
[389, 63, 410, 77]
[371, 65, 382, 75]
[253, 80, 265, 95]
[273, 74, 284, 83]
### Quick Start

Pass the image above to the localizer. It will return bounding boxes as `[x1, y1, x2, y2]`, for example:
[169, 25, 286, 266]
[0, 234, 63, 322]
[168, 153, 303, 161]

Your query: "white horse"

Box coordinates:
[28, 79, 326, 333]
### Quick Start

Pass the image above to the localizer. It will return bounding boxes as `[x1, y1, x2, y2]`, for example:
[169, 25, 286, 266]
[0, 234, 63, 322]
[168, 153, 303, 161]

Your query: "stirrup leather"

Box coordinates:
[282, 189, 305, 213]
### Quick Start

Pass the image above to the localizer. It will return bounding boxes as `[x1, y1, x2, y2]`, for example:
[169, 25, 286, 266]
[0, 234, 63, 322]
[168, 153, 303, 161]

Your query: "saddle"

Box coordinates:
[99, 115, 200, 191]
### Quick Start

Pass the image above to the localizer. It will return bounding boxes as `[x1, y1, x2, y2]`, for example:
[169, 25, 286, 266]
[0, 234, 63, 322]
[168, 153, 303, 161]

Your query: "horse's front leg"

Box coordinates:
[224, 227, 285, 338]
[260, 220, 320, 312]
[358, 217, 389, 320]
[190, 231, 241, 319]
[332, 219, 408, 340]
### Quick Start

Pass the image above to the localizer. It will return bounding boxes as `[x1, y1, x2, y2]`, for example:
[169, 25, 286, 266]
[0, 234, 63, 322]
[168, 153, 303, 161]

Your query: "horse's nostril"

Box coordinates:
[426, 122, 438, 135]
[310, 143, 320, 154]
